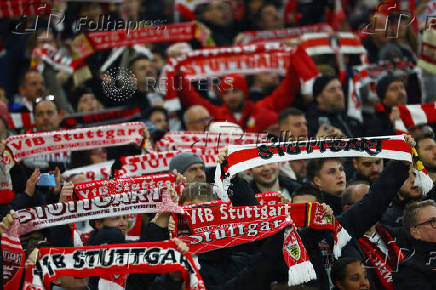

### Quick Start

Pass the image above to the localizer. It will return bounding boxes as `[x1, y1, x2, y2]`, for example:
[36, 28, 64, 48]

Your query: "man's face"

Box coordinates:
[183, 163, 206, 183]
[204, 1, 233, 27]
[20, 71, 45, 102]
[417, 138, 436, 169]
[290, 160, 307, 180]
[102, 215, 128, 235]
[411, 206, 436, 243]
[133, 59, 157, 91]
[259, 4, 283, 30]
[383, 81, 407, 107]
[256, 72, 279, 92]
[150, 111, 169, 132]
[53, 276, 89, 289]
[337, 262, 370, 290]
[34, 101, 60, 132]
[316, 79, 345, 113]
[221, 88, 245, 112]
[399, 167, 422, 201]
[313, 160, 346, 196]
[77, 93, 99, 112]
[250, 163, 279, 188]
[279, 115, 308, 140]
[186, 107, 211, 132]
[353, 157, 384, 183]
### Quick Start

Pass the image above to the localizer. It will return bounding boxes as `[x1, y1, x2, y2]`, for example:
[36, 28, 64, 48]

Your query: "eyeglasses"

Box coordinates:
[414, 217, 436, 229]
[33, 95, 55, 106]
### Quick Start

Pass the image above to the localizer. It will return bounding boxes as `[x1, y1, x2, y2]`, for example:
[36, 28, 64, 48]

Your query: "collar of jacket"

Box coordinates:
[375, 102, 392, 115]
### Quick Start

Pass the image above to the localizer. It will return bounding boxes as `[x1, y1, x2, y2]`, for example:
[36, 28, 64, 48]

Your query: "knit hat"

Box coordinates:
[169, 152, 204, 174]
[219, 73, 249, 96]
[376, 76, 400, 100]
[313, 76, 336, 98]
[72, 87, 94, 111]
[0, 102, 10, 128]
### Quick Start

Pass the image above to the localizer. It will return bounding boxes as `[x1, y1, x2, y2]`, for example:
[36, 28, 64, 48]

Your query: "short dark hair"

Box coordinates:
[307, 158, 343, 182]
[415, 131, 435, 151]
[128, 54, 151, 71]
[19, 69, 41, 88]
[33, 95, 60, 114]
[292, 184, 323, 202]
[341, 183, 369, 208]
[278, 107, 304, 124]
[331, 257, 363, 289]
[403, 199, 436, 237]
[148, 106, 169, 122]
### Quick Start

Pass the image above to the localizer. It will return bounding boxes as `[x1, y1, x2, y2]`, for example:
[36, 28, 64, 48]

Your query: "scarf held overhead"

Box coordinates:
[2, 122, 145, 168]
[73, 173, 177, 200]
[30, 241, 205, 290]
[7, 188, 181, 237]
[215, 135, 412, 200]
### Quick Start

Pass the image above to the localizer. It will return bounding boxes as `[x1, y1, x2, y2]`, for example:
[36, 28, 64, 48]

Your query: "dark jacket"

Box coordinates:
[379, 195, 407, 228]
[214, 160, 410, 290]
[249, 174, 300, 198]
[11, 187, 59, 210]
[393, 240, 436, 290]
[306, 105, 364, 138]
[322, 191, 343, 216]
[87, 226, 126, 290]
[365, 105, 395, 137]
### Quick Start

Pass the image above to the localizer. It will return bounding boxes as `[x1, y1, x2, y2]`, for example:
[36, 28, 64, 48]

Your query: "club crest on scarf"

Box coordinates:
[2, 249, 24, 283]
[285, 239, 301, 261]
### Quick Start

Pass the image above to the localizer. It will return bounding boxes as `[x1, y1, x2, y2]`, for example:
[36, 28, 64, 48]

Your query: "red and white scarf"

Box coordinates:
[31, 46, 73, 74]
[7, 188, 181, 237]
[163, 43, 319, 105]
[176, 202, 350, 286]
[419, 27, 436, 73]
[237, 24, 333, 44]
[8, 112, 34, 129]
[2, 122, 145, 168]
[155, 131, 268, 151]
[394, 103, 436, 133]
[72, 22, 196, 68]
[0, 162, 14, 204]
[215, 135, 412, 200]
[115, 148, 219, 178]
[73, 173, 177, 200]
[63, 160, 114, 182]
[358, 224, 405, 290]
[1, 232, 25, 290]
[0, 0, 51, 18]
[28, 241, 205, 290]
[60, 106, 141, 128]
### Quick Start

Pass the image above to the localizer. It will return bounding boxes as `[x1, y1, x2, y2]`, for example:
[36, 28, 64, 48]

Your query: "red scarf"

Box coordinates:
[358, 224, 405, 290]
[27, 241, 205, 290]
[73, 173, 177, 200]
[115, 148, 219, 178]
[0, 0, 51, 18]
[60, 107, 141, 129]
[2, 122, 146, 167]
[1, 233, 25, 290]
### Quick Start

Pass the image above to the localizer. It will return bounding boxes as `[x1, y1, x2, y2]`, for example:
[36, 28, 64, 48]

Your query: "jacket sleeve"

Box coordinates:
[176, 71, 220, 113]
[228, 174, 259, 206]
[338, 161, 410, 238]
[257, 46, 317, 113]
[10, 192, 37, 210]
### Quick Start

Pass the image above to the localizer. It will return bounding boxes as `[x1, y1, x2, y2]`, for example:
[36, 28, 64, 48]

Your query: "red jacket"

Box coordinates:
[176, 46, 318, 132]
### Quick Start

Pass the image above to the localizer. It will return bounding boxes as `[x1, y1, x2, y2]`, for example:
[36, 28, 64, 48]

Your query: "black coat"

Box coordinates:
[393, 240, 436, 289]
[211, 161, 410, 290]
[365, 106, 395, 137]
[306, 105, 364, 138]
[379, 195, 407, 228]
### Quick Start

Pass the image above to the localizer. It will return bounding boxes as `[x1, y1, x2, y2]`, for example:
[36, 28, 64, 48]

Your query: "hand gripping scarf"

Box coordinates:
[6, 188, 181, 237]
[358, 224, 405, 290]
[215, 135, 412, 201]
[26, 240, 205, 290]
[2, 122, 146, 169]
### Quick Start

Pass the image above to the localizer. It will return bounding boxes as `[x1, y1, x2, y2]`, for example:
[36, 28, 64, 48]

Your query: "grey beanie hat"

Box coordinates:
[169, 152, 204, 174]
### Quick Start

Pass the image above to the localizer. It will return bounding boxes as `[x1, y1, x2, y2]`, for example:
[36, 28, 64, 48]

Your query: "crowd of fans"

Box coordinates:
[1, 0, 436, 289]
